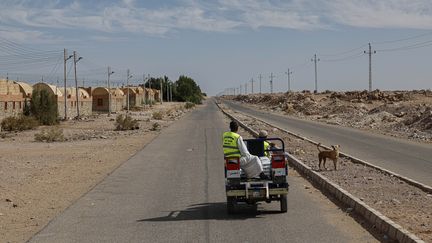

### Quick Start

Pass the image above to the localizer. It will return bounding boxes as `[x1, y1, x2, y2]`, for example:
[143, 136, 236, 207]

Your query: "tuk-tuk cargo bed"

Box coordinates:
[226, 188, 288, 197]
[226, 180, 289, 198]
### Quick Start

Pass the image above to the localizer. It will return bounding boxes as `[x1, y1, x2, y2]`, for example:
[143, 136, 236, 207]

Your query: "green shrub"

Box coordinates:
[184, 102, 195, 109]
[152, 111, 163, 120]
[115, 114, 139, 131]
[1, 116, 39, 131]
[130, 106, 143, 111]
[23, 98, 31, 116]
[31, 89, 58, 125]
[143, 99, 155, 106]
[34, 127, 65, 142]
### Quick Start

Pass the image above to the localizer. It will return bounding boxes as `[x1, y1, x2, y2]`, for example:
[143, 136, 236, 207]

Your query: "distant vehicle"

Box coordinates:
[224, 138, 289, 213]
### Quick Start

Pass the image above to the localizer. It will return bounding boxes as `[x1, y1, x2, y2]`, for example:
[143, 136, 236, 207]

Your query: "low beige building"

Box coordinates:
[60, 87, 93, 118]
[154, 89, 161, 102]
[135, 87, 145, 107]
[121, 86, 146, 108]
[144, 88, 155, 103]
[33, 83, 92, 118]
[0, 79, 30, 119]
[92, 87, 125, 113]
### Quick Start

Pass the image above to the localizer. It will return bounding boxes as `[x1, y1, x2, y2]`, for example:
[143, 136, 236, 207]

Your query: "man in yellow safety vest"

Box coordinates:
[258, 130, 270, 158]
[223, 121, 269, 179]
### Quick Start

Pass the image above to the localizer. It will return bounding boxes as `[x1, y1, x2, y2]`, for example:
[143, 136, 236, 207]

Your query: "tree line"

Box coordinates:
[145, 75, 205, 104]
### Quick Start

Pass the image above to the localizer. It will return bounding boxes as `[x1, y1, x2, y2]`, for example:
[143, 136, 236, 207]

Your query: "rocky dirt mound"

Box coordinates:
[230, 90, 432, 142]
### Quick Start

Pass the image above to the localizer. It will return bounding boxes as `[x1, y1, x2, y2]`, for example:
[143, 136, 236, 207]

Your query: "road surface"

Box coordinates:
[223, 100, 432, 187]
[30, 100, 376, 243]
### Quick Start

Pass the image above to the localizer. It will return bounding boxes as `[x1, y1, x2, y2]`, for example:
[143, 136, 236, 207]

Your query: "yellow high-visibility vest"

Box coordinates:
[222, 132, 241, 158]
[264, 141, 270, 157]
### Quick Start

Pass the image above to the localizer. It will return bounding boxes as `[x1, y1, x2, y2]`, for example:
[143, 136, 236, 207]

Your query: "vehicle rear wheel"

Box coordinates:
[280, 195, 287, 213]
[227, 197, 236, 214]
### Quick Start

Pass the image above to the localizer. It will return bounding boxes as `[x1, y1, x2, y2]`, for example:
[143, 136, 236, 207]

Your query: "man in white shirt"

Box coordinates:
[222, 121, 269, 179]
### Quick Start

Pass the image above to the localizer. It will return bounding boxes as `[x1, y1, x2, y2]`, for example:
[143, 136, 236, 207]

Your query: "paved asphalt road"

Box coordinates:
[223, 100, 432, 187]
[30, 100, 376, 242]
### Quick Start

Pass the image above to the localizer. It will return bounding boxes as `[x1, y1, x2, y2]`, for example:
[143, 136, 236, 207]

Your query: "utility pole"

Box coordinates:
[73, 51, 83, 118]
[126, 69, 132, 112]
[285, 68, 292, 92]
[148, 74, 151, 89]
[148, 74, 151, 102]
[143, 73, 145, 89]
[170, 83, 173, 102]
[250, 78, 255, 94]
[143, 74, 147, 105]
[166, 81, 169, 102]
[364, 43, 376, 92]
[240, 84, 242, 95]
[259, 74, 262, 94]
[269, 72, 275, 94]
[245, 82, 248, 94]
[63, 49, 73, 120]
[311, 54, 320, 93]
[160, 78, 163, 104]
[107, 67, 114, 116]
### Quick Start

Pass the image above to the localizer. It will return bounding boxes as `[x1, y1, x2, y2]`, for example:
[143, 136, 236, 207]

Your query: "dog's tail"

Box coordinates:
[317, 143, 322, 152]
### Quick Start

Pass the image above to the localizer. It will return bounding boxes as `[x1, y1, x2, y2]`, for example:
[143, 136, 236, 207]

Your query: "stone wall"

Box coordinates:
[0, 99, 25, 120]
[58, 98, 92, 119]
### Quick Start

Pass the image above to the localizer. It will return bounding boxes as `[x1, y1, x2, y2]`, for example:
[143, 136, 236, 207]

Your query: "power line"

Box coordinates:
[372, 31, 432, 45]
[320, 52, 364, 62]
[319, 44, 368, 57]
[376, 39, 432, 52]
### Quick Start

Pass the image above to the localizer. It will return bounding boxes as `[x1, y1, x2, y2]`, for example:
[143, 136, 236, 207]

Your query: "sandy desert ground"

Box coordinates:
[0, 102, 193, 243]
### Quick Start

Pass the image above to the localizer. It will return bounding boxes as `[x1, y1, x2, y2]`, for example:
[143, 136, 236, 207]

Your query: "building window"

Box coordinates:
[97, 98, 103, 106]
[81, 101, 84, 107]
[19, 102, 22, 109]
[12, 102, 15, 110]
[71, 101, 74, 107]
[4, 102, 7, 110]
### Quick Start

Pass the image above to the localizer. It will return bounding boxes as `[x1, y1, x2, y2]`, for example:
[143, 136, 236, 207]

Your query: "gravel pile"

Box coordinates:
[229, 90, 432, 142]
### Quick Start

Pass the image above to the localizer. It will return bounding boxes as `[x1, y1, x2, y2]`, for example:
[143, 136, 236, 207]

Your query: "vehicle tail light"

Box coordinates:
[271, 155, 285, 168]
[272, 155, 287, 177]
[225, 158, 240, 178]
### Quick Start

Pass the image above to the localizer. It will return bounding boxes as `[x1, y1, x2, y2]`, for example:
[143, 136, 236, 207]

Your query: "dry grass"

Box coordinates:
[1, 116, 39, 132]
[152, 111, 163, 120]
[34, 127, 65, 142]
[115, 114, 139, 131]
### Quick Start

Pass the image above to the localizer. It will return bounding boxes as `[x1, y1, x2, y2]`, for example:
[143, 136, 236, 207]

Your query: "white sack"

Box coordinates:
[240, 155, 263, 178]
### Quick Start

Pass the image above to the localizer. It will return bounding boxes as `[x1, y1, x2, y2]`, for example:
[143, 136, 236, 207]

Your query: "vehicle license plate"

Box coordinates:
[252, 190, 261, 197]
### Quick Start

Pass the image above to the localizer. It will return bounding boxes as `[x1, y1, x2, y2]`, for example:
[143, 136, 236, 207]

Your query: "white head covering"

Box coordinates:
[258, 130, 268, 138]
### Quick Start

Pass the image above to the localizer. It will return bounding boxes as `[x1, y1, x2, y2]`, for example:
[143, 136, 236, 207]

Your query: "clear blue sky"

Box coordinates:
[0, 0, 431, 95]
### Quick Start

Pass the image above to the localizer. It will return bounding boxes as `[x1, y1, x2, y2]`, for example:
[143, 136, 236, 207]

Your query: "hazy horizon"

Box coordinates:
[0, 0, 431, 95]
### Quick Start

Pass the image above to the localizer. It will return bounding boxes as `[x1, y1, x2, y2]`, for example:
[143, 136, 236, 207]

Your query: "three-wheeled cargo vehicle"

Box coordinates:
[224, 138, 289, 213]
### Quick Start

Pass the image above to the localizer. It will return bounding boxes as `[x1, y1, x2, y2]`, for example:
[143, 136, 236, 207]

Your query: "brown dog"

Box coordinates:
[317, 143, 340, 170]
